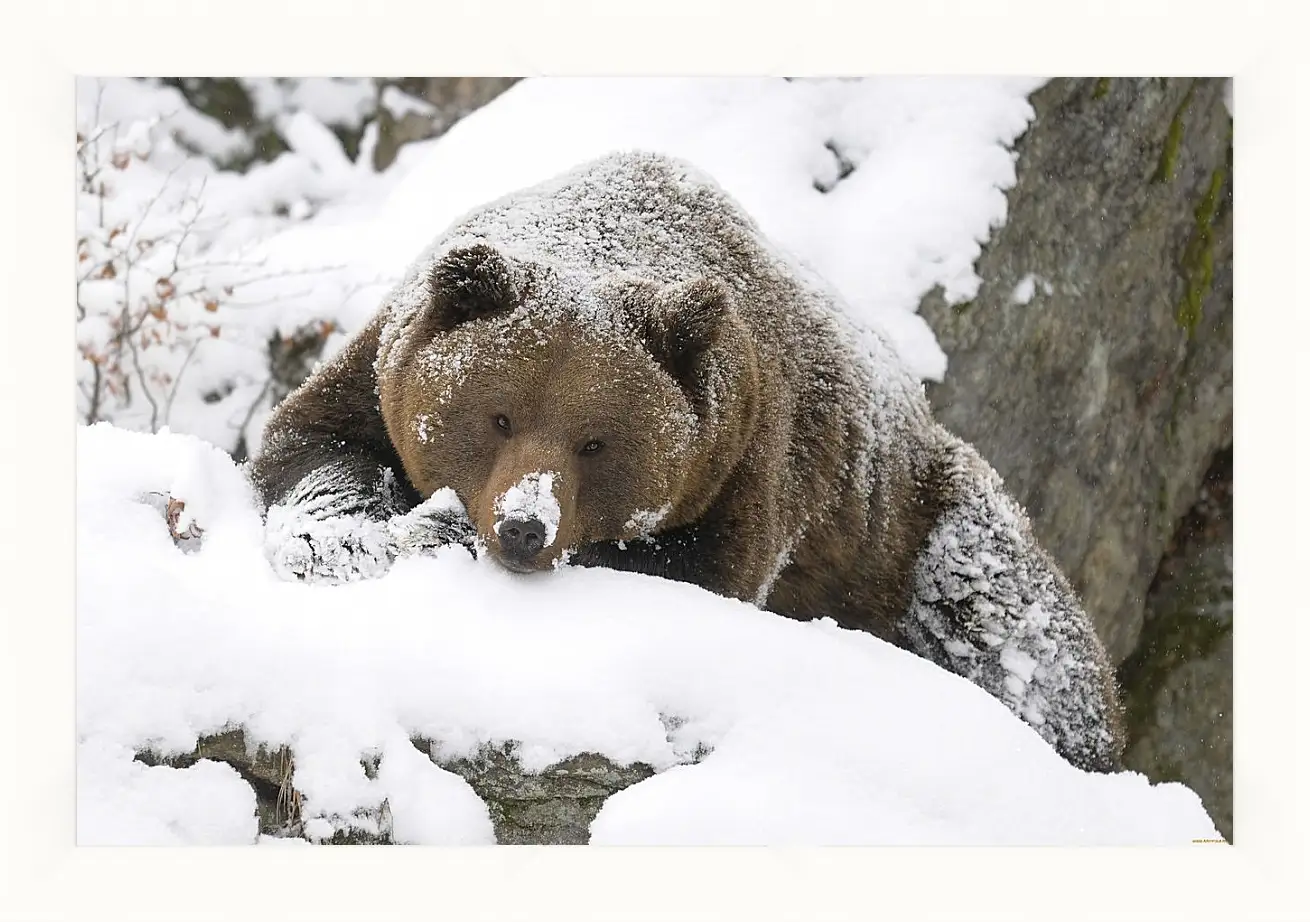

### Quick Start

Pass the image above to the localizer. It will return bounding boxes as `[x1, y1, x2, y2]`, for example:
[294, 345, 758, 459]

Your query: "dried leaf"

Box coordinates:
[147, 494, 206, 552]
[96, 262, 117, 280]
[155, 278, 176, 300]
[110, 150, 131, 170]
[204, 300, 219, 313]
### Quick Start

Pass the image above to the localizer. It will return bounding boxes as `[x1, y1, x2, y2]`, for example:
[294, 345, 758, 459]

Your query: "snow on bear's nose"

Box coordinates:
[492, 471, 562, 566]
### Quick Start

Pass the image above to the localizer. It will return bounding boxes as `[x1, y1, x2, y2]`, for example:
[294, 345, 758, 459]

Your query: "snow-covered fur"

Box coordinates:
[906, 431, 1122, 772]
[249, 151, 1123, 772]
[261, 458, 472, 584]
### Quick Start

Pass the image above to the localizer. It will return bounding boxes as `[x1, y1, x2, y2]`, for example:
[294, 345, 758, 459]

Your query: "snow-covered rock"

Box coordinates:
[76, 424, 1220, 845]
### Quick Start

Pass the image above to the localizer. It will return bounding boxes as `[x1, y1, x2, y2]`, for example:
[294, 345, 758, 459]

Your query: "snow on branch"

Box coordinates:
[74, 78, 393, 455]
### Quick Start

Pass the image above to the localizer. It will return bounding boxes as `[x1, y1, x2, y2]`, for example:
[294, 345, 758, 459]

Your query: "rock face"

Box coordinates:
[1120, 449, 1232, 841]
[918, 77, 1232, 833]
[372, 78, 520, 171]
[919, 77, 1233, 665]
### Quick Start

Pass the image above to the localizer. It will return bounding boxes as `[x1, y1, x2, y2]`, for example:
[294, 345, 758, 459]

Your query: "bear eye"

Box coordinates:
[494, 414, 512, 436]
[580, 440, 604, 456]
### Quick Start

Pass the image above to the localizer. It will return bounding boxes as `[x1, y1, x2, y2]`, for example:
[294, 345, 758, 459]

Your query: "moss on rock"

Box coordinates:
[1175, 159, 1229, 337]
[1152, 79, 1197, 184]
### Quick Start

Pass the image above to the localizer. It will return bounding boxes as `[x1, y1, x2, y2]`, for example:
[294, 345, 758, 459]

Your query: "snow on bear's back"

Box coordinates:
[379, 153, 788, 332]
[445, 151, 773, 282]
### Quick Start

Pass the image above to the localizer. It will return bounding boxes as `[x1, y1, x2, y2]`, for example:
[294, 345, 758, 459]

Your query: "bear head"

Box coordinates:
[378, 242, 760, 573]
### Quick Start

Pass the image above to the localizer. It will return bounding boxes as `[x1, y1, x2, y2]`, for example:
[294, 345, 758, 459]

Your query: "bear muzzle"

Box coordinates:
[496, 517, 548, 570]
[483, 468, 570, 573]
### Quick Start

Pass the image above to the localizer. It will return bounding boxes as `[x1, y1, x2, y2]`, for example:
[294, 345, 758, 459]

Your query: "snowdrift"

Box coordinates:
[76, 424, 1220, 845]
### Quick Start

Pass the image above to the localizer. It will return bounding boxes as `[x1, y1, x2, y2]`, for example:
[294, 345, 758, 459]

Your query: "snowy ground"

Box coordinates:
[78, 424, 1219, 845]
[75, 77, 1221, 845]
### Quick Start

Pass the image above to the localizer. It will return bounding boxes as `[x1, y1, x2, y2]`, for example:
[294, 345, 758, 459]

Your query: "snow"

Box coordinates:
[78, 738, 259, 846]
[624, 503, 671, 538]
[1012, 274, 1034, 304]
[275, 110, 356, 188]
[1012, 274, 1037, 305]
[493, 471, 562, 549]
[380, 84, 438, 119]
[1011, 272, 1054, 304]
[242, 77, 378, 130]
[77, 424, 1221, 845]
[754, 536, 800, 608]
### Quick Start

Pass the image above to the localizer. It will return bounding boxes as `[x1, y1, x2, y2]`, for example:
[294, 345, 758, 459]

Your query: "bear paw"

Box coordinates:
[264, 504, 395, 585]
[387, 488, 477, 557]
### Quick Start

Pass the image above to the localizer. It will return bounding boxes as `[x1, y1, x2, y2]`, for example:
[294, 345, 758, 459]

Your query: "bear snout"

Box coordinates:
[497, 517, 547, 567]
[485, 468, 569, 572]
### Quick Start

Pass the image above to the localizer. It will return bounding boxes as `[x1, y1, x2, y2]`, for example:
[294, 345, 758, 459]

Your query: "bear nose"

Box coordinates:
[498, 517, 546, 561]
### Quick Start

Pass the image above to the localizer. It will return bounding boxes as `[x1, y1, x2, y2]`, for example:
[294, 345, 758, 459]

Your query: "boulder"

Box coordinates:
[425, 743, 655, 845]
[138, 730, 654, 845]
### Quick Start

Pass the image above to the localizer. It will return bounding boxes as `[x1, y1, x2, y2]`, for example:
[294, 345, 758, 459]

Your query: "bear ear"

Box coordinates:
[424, 243, 519, 332]
[641, 277, 733, 389]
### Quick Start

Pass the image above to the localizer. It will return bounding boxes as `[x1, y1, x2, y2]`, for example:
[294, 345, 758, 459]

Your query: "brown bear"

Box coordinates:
[250, 151, 1124, 773]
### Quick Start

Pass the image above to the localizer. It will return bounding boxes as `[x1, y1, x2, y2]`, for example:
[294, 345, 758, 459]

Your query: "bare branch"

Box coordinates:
[162, 339, 204, 428]
[123, 162, 184, 260]
[231, 376, 273, 453]
[85, 359, 104, 424]
[124, 329, 160, 433]
[169, 177, 208, 279]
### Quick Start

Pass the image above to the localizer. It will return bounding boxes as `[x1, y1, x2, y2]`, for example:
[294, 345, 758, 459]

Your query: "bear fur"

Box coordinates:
[250, 151, 1124, 773]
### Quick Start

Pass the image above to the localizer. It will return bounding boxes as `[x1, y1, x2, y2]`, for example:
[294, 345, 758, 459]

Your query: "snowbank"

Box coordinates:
[76, 424, 1220, 845]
